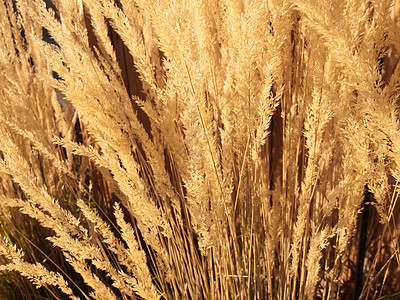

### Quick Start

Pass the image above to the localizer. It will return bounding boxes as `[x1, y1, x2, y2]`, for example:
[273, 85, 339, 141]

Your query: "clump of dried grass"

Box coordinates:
[0, 0, 399, 299]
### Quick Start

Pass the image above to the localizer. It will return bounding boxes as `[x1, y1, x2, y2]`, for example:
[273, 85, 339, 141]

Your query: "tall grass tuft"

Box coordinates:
[0, 0, 399, 299]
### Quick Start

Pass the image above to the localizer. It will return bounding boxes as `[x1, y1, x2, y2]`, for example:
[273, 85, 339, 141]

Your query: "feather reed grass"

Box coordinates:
[0, 0, 399, 299]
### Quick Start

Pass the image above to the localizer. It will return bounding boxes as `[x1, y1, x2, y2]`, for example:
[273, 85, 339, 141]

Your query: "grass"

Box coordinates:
[0, 0, 399, 299]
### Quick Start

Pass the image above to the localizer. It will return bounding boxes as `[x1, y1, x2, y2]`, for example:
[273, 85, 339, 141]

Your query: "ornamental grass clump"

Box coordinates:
[0, 0, 399, 299]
